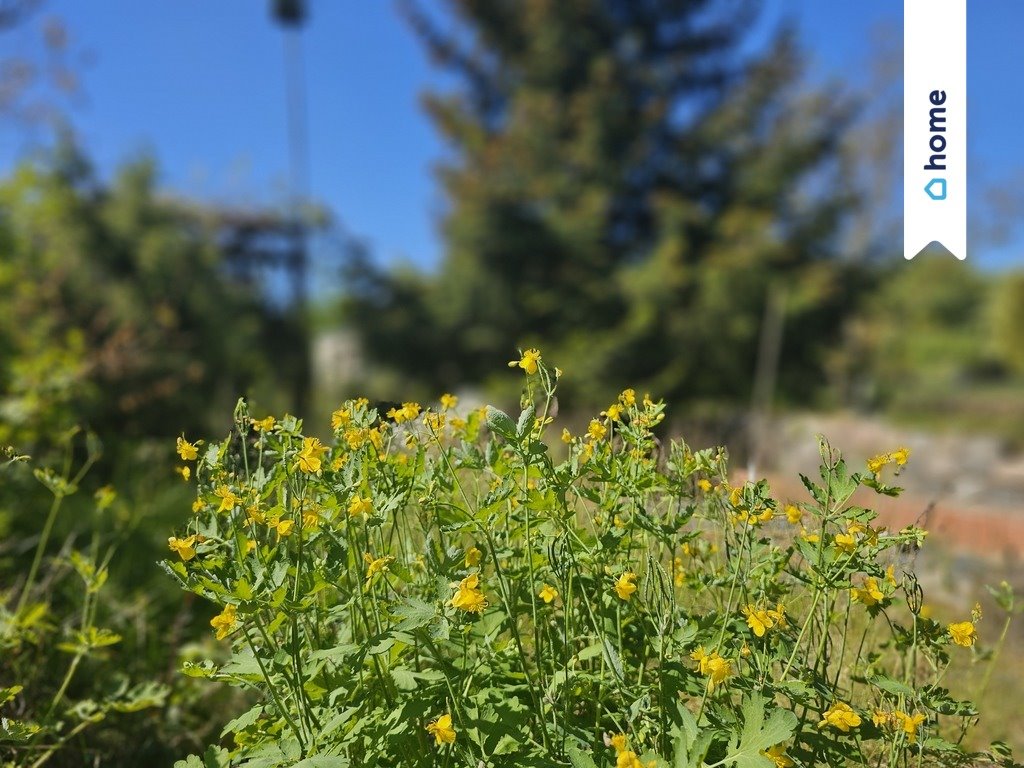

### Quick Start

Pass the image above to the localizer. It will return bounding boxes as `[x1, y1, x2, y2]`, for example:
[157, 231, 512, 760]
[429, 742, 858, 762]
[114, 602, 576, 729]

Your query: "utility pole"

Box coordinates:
[271, 0, 311, 415]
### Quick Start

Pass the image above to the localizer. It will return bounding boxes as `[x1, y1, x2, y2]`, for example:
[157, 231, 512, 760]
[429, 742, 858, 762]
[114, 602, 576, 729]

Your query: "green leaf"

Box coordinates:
[516, 403, 536, 439]
[221, 704, 264, 737]
[292, 756, 350, 767]
[0, 686, 23, 706]
[392, 597, 436, 631]
[485, 406, 517, 440]
[721, 696, 797, 768]
[0, 716, 42, 742]
[566, 744, 599, 768]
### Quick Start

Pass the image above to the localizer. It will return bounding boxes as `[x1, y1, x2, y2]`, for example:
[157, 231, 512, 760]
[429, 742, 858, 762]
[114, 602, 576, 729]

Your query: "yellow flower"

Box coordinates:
[697, 478, 713, 493]
[296, 437, 327, 474]
[768, 603, 787, 628]
[464, 546, 482, 567]
[891, 447, 911, 466]
[703, 655, 732, 691]
[451, 573, 487, 613]
[331, 407, 351, 430]
[872, 709, 892, 728]
[851, 577, 884, 606]
[818, 702, 861, 732]
[168, 535, 197, 562]
[561, 428, 573, 444]
[614, 572, 637, 601]
[762, 744, 794, 768]
[269, 516, 294, 537]
[538, 584, 558, 604]
[426, 713, 456, 745]
[363, 552, 394, 585]
[440, 393, 458, 410]
[508, 348, 542, 375]
[210, 603, 238, 640]
[784, 504, 802, 524]
[604, 403, 624, 422]
[191, 499, 205, 514]
[176, 436, 198, 461]
[348, 495, 373, 517]
[885, 565, 898, 586]
[801, 528, 820, 544]
[214, 485, 241, 513]
[742, 604, 776, 638]
[175, 465, 191, 482]
[893, 711, 926, 744]
[619, 388, 636, 406]
[834, 533, 857, 554]
[588, 419, 607, 441]
[252, 415, 275, 432]
[866, 453, 889, 475]
[387, 402, 421, 423]
[947, 620, 977, 647]
[690, 647, 732, 690]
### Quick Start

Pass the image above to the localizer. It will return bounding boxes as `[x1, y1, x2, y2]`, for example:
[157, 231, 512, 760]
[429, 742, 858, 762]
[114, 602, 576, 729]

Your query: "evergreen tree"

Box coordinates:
[349, 0, 862, 405]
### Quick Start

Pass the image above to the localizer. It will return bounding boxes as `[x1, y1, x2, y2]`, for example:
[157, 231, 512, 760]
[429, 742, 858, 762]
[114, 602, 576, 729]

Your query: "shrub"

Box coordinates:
[164, 352, 1020, 767]
[1, 432, 167, 767]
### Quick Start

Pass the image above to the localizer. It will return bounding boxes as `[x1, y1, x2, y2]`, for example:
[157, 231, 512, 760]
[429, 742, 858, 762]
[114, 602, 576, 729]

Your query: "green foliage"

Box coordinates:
[347, 0, 861, 406]
[0, 437, 168, 768]
[166, 353, 1018, 767]
[0, 141, 302, 452]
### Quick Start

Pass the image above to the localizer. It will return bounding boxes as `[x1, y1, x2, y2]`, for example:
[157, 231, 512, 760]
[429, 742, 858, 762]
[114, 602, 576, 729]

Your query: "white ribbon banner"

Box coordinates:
[904, 0, 966, 260]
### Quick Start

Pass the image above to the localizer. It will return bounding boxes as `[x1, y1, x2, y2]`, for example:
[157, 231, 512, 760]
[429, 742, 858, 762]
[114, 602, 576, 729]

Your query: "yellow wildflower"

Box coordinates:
[801, 528, 820, 543]
[451, 573, 487, 614]
[619, 388, 636, 406]
[893, 711, 926, 744]
[464, 546, 482, 567]
[508, 348, 542, 375]
[947, 621, 977, 647]
[168, 535, 198, 562]
[214, 485, 241, 513]
[742, 604, 776, 638]
[331, 407, 351, 430]
[561, 428, 573, 444]
[348, 495, 373, 517]
[269, 516, 294, 537]
[885, 565, 898, 586]
[580, 442, 594, 463]
[834, 533, 857, 554]
[191, 499, 205, 514]
[538, 584, 558, 604]
[210, 603, 238, 640]
[818, 701, 861, 732]
[588, 419, 607, 441]
[363, 552, 394, 585]
[785, 504, 802, 524]
[252, 415, 275, 432]
[426, 713, 456, 745]
[891, 447, 911, 466]
[296, 437, 327, 474]
[872, 709, 892, 727]
[851, 577, 884, 606]
[697, 478, 712, 493]
[176, 436, 198, 461]
[704, 655, 732, 690]
[614, 572, 637, 601]
[388, 402, 421, 424]
[866, 453, 889, 475]
[175, 465, 191, 482]
[610, 733, 628, 754]
[439, 393, 458, 410]
[762, 744, 795, 768]
[604, 403, 624, 422]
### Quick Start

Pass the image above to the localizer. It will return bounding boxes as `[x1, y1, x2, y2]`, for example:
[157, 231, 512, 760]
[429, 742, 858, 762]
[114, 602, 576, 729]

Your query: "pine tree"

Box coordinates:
[350, 0, 862, 405]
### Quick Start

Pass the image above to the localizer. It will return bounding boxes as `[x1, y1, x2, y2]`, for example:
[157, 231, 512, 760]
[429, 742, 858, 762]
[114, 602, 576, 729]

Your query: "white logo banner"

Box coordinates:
[904, 0, 967, 260]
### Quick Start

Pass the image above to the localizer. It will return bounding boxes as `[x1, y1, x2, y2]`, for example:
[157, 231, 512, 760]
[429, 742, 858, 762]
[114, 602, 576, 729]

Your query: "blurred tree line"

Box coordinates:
[343, 0, 1024, 436]
[0, 141, 306, 456]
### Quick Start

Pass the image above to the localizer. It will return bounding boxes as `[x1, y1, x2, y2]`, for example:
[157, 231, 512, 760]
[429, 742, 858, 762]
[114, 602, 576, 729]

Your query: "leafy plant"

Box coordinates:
[164, 352, 1019, 767]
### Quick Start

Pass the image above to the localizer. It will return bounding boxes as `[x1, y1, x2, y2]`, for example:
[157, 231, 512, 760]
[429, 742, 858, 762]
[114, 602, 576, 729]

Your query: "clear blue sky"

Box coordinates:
[2, 1, 1022, 270]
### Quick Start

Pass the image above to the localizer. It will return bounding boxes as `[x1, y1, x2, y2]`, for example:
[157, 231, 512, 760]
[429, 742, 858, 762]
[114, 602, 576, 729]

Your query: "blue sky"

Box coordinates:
[2, 1, 1022, 271]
